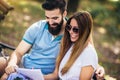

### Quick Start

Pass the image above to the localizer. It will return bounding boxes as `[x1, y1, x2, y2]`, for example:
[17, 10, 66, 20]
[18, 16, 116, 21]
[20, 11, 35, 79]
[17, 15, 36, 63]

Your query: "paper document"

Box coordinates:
[16, 68, 44, 80]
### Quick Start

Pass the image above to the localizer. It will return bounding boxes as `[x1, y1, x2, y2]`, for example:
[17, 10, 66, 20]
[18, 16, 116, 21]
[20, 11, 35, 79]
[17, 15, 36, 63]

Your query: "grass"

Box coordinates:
[0, 0, 44, 46]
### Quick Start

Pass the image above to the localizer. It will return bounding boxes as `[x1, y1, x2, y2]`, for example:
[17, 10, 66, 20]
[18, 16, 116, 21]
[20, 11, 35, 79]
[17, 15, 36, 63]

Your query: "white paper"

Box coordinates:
[16, 68, 44, 80]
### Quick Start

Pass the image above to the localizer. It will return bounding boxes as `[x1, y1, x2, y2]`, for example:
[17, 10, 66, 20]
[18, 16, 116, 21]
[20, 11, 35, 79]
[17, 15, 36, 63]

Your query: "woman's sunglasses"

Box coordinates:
[66, 24, 79, 34]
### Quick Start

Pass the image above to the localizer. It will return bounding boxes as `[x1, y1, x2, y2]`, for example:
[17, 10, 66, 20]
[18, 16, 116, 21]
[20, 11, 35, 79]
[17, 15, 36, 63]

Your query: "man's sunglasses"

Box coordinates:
[66, 24, 79, 34]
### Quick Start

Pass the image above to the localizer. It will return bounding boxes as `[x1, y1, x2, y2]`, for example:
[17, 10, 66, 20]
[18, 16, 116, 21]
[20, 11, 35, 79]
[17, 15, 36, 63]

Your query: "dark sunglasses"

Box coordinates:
[66, 24, 79, 34]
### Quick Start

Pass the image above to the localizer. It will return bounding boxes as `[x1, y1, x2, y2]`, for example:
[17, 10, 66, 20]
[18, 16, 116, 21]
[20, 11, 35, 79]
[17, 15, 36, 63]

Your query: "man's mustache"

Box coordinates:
[52, 23, 59, 26]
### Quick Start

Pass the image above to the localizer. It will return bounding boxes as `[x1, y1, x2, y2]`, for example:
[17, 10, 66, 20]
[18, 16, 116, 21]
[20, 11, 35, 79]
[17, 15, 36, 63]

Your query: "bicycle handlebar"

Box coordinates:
[0, 42, 15, 50]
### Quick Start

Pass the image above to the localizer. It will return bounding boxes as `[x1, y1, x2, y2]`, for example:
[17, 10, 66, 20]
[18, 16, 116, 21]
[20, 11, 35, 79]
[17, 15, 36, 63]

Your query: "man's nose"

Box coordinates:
[48, 19, 54, 25]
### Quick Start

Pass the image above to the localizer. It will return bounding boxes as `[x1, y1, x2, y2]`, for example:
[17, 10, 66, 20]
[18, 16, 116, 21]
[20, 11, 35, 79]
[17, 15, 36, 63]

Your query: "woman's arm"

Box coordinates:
[80, 65, 94, 80]
[44, 66, 59, 80]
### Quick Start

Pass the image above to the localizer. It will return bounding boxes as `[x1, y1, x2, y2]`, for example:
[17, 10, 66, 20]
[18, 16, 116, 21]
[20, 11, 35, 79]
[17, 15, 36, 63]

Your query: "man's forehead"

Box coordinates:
[45, 9, 62, 17]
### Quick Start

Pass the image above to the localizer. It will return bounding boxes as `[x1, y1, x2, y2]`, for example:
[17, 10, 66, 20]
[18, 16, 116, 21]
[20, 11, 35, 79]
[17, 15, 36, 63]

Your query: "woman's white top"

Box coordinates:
[58, 43, 98, 80]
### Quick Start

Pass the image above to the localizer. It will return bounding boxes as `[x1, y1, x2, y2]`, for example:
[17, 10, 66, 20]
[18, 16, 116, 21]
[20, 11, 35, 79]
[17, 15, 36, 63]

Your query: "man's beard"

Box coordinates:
[48, 19, 63, 35]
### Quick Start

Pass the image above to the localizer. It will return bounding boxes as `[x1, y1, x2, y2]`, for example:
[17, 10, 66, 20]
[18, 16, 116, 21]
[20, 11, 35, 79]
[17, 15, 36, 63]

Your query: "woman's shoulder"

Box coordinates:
[81, 43, 97, 58]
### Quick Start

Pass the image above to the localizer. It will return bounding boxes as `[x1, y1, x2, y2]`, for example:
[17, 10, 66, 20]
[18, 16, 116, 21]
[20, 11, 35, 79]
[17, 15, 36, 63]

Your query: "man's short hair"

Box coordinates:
[42, 0, 66, 14]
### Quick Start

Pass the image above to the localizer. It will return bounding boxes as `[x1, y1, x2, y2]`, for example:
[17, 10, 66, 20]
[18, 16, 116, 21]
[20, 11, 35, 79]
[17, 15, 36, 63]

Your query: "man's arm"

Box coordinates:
[5, 40, 32, 74]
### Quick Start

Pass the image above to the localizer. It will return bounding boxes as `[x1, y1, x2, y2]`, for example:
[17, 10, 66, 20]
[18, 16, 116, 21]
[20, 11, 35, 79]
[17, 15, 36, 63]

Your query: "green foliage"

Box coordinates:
[81, 0, 120, 39]
[0, 0, 43, 46]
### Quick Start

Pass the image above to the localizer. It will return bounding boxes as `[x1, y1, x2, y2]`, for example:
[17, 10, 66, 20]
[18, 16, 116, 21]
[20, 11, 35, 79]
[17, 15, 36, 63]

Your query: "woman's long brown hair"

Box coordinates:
[56, 11, 93, 75]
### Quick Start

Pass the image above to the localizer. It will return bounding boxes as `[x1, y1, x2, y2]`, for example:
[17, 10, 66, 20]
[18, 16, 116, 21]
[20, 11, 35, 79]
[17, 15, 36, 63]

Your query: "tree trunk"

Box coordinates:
[67, 0, 80, 14]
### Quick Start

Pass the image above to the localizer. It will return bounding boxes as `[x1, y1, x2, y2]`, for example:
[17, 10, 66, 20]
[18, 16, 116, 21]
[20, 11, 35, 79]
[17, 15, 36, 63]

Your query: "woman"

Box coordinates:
[44, 11, 98, 80]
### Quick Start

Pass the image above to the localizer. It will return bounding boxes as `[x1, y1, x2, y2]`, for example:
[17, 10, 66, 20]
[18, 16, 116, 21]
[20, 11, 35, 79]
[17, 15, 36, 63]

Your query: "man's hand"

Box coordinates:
[1, 65, 18, 80]
[5, 64, 18, 75]
[95, 66, 105, 80]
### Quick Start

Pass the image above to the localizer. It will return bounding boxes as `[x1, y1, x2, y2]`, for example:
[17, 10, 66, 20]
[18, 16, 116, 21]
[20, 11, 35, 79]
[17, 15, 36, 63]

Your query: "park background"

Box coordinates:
[0, 0, 120, 80]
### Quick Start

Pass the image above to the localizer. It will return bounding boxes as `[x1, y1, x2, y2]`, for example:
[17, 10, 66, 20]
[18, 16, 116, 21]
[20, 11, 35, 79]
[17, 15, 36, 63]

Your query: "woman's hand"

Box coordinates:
[0, 73, 9, 80]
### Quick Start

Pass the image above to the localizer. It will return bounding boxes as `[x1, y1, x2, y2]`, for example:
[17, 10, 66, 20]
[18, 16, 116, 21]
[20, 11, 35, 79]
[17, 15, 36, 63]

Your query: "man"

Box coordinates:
[0, 0, 105, 79]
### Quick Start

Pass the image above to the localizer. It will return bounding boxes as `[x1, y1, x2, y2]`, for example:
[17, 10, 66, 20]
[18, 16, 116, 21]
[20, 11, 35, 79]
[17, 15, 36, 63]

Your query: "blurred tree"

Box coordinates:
[114, 2, 120, 23]
[34, 0, 44, 2]
[66, 0, 80, 14]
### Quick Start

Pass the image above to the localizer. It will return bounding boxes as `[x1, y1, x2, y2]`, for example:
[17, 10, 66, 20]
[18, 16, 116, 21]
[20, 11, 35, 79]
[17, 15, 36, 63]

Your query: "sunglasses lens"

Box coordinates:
[66, 25, 71, 31]
[66, 24, 79, 33]
[73, 28, 79, 33]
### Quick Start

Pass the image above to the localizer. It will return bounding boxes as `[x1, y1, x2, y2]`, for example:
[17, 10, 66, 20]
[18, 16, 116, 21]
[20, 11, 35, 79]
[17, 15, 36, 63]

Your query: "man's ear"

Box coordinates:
[63, 10, 67, 18]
